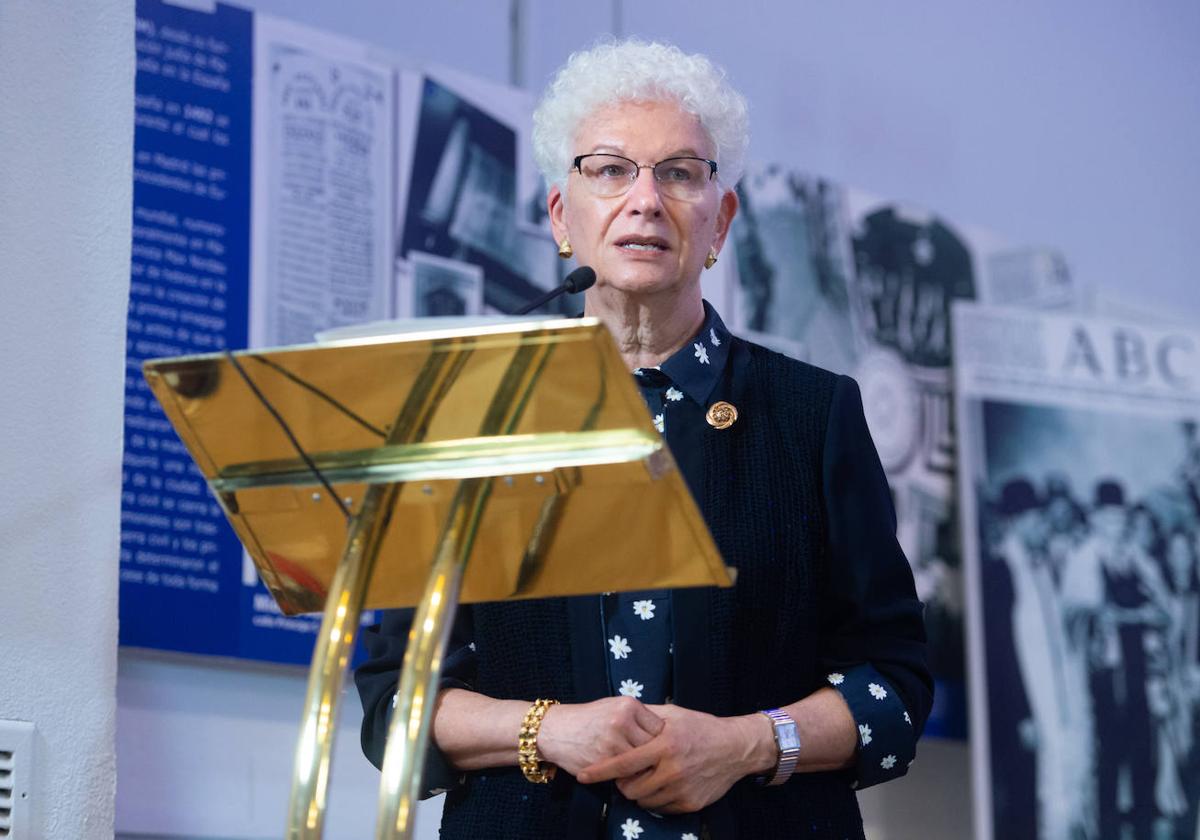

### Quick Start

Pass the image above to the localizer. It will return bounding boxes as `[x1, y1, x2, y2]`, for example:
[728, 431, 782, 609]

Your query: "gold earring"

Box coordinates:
[704, 248, 718, 270]
[558, 239, 573, 259]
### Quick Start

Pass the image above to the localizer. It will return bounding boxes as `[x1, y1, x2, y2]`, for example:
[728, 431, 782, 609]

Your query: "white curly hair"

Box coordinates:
[532, 39, 749, 194]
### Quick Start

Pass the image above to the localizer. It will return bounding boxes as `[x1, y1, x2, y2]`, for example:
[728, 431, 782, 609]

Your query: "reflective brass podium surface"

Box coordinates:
[144, 317, 732, 839]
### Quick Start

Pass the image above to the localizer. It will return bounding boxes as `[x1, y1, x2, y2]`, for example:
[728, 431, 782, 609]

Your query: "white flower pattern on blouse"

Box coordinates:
[602, 590, 701, 837]
[709, 328, 721, 347]
[609, 634, 632, 660]
[665, 386, 683, 402]
[682, 834, 699, 840]
[693, 342, 709, 364]
[633, 599, 657, 620]
[653, 413, 664, 433]
[621, 817, 644, 839]
[828, 665, 918, 791]
[619, 678, 644, 698]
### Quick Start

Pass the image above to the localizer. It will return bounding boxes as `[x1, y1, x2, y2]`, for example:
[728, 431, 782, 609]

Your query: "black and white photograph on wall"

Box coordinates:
[731, 166, 860, 374]
[398, 75, 571, 315]
[518, 168, 552, 235]
[408, 250, 483, 317]
[956, 303, 1200, 840]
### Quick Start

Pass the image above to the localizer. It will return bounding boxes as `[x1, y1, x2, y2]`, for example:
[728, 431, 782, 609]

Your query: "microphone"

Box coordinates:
[514, 266, 596, 315]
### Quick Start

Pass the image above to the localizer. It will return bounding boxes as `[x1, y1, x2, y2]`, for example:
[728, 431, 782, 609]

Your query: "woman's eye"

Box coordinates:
[599, 165, 627, 178]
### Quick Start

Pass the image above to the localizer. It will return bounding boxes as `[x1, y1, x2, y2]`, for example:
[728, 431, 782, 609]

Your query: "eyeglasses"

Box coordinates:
[571, 153, 718, 200]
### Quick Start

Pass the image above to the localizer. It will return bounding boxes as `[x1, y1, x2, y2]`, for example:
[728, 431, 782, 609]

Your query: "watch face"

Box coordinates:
[777, 722, 800, 751]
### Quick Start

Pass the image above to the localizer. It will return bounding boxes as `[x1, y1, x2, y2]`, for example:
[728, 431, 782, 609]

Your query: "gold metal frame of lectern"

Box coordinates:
[143, 317, 733, 840]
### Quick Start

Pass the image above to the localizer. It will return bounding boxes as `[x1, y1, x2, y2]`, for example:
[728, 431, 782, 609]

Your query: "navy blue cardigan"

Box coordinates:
[356, 337, 932, 839]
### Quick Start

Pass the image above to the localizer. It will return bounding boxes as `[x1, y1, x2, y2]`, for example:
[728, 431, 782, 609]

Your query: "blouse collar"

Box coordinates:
[649, 300, 731, 406]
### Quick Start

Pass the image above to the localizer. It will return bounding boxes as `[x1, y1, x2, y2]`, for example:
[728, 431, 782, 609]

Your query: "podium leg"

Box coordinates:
[283, 342, 479, 838]
[286, 481, 399, 839]
[374, 337, 555, 838]
[375, 476, 491, 839]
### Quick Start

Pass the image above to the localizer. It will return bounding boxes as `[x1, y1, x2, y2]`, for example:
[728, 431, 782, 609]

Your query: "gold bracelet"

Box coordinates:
[518, 698, 559, 784]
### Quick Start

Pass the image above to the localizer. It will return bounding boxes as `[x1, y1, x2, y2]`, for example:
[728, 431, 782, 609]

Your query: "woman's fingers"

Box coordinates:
[624, 703, 664, 748]
[577, 741, 660, 784]
[607, 696, 663, 750]
[625, 723, 656, 748]
[633, 702, 666, 737]
[616, 766, 665, 801]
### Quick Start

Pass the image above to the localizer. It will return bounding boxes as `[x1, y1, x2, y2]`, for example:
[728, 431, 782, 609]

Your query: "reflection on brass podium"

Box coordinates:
[144, 317, 733, 839]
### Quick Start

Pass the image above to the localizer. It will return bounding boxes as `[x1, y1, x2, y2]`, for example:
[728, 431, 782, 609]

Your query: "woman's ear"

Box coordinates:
[547, 184, 568, 244]
[711, 188, 740, 253]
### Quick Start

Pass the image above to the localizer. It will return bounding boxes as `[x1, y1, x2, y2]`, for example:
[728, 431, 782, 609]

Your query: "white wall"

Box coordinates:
[116, 652, 444, 839]
[108, 2, 1197, 839]
[0, 1, 133, 837]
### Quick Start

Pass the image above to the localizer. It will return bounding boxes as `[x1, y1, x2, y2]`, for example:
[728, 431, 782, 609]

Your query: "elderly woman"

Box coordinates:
[357, 40, 931, 839]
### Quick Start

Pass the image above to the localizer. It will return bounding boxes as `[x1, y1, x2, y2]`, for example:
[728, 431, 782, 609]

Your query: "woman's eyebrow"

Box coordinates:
[587, 144, 628, 155]
[585, 145, 705, 159]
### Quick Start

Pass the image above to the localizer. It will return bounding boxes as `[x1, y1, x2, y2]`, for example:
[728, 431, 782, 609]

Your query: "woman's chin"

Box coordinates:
[597, 268, 692, 298]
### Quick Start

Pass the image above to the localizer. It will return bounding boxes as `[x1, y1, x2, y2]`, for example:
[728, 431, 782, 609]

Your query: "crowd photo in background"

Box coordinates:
[957, 305, 1200, 840]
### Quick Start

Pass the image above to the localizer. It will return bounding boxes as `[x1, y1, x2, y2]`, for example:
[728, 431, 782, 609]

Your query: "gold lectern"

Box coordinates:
[143, 317, 733, 839]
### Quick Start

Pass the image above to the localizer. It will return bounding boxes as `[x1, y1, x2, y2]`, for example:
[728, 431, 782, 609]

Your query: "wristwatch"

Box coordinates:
[758, 708, 801, 786]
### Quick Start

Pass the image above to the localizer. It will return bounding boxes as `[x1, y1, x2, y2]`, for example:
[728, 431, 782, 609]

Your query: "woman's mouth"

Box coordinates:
[616, 236, 670, 252]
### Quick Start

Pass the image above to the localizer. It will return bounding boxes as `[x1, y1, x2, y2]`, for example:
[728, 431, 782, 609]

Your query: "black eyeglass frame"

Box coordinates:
[571, 153, 719, 185]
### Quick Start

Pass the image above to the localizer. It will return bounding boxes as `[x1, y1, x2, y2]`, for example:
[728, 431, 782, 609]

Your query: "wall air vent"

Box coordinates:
[0, 721, 35, 838]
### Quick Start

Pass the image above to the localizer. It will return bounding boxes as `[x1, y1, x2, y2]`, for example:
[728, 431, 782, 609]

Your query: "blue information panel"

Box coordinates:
[121, 0, 372, 665]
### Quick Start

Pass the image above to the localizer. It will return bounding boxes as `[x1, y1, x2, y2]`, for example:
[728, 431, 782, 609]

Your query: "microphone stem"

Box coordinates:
[514, 285, 567, 316]
[513, 266, 595, 315]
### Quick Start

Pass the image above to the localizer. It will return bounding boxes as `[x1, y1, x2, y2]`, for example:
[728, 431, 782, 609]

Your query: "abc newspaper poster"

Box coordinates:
[955, 302, 1200, 840]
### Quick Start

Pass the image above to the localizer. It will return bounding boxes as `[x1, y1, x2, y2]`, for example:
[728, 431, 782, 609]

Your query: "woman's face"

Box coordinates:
[1092, 505, 1126, 542]
[547, 99, 738, 299]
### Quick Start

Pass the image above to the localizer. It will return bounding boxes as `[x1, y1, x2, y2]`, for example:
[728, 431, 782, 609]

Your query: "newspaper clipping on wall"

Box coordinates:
[955, 302, 1200, 840]
[251, 15, 395, 349]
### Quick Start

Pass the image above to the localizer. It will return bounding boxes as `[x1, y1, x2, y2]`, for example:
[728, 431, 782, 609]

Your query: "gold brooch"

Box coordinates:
[706, 401, 738, 429]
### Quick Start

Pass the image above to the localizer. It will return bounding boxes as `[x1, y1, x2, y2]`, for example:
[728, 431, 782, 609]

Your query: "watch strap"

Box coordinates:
[758, 707, 801, 786]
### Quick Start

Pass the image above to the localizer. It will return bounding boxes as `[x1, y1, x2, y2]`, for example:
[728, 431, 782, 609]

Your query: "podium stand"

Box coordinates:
[144, 317, 733, 839]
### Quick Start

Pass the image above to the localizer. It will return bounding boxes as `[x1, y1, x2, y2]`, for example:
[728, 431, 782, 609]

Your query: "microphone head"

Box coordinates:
[562, 266, 596, 295]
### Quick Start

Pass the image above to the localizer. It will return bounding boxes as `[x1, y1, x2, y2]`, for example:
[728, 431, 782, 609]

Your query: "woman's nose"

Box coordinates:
[626, 167, 664, 215]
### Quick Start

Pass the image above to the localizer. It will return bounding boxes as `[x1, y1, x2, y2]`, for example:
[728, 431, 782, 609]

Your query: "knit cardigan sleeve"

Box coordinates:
[817, 374, 934, 781]
[355, 605, 477, 796]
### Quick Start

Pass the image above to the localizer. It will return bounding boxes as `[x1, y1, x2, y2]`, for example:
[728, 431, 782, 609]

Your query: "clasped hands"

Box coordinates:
[536, 697, 771, 815]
